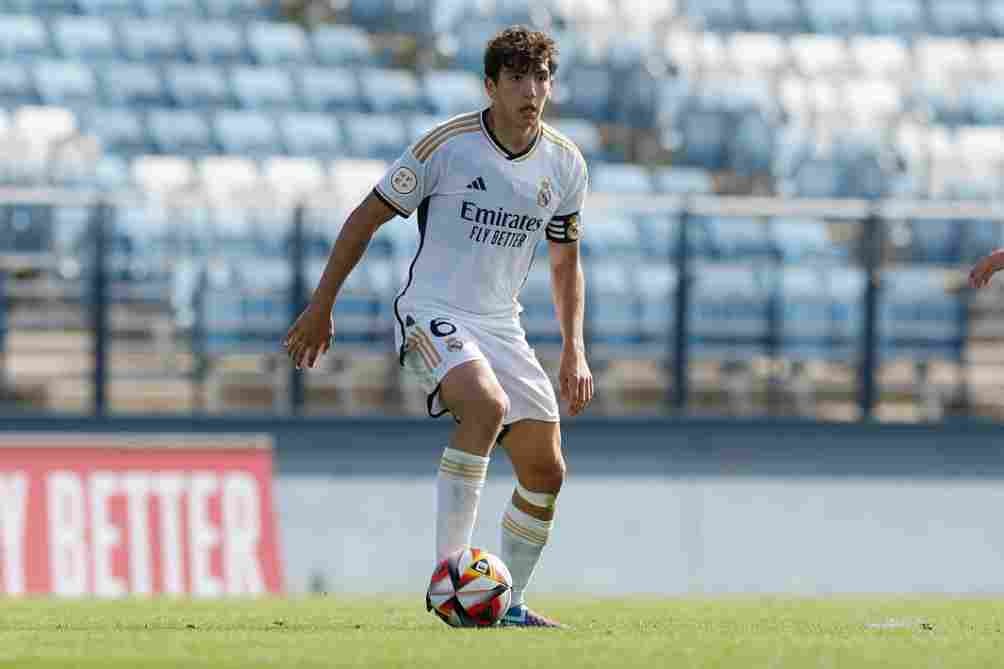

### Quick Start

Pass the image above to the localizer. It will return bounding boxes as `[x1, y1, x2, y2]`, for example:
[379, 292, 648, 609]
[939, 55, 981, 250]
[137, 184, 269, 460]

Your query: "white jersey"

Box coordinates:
[374, 109, 588, 328]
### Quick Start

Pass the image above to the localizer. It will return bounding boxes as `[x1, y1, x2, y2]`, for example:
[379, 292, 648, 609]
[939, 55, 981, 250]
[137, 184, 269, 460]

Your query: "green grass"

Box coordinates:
[2, 597, 1004, 668]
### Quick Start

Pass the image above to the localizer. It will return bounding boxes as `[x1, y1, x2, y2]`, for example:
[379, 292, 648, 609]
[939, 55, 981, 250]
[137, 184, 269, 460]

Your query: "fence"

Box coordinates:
[1, 187, 1002, 421]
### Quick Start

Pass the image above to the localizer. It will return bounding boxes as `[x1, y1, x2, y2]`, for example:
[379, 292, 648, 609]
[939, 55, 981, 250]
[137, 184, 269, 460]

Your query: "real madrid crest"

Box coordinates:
[537, 177, 552, 208]
[566, 214, 581, 241]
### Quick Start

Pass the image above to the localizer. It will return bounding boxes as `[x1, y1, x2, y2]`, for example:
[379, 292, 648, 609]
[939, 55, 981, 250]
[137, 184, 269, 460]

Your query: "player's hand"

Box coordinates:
[970, 250, 1004, 289]
[283, 301, 334, 370]
[559, 345, 593, 416]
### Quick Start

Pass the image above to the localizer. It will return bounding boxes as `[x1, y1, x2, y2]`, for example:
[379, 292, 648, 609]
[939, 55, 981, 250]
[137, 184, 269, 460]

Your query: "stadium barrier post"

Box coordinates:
[191, 267, 208, 413]
[0, 269, 6, 392]
[90, 201, 109, 417]
[859, 207, 882, 420]
[288, 204, 307, 414]
[673, 202, 692, 412]
[766, 231, 782, 416]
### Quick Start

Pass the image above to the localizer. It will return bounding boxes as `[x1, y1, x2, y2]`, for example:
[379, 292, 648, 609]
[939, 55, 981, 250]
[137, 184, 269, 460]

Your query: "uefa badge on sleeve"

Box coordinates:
[391, 167, 417, 195]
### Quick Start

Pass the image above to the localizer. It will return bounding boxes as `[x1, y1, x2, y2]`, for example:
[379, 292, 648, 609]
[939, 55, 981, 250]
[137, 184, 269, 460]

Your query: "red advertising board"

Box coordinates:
[0, 433, 283, 597]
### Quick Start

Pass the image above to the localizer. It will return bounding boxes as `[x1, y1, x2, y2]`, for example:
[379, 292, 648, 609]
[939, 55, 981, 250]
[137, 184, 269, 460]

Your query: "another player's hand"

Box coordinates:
[559, 345, 593, 416]
[969, 250, 1004, 289]
[283, 301, 334, 369]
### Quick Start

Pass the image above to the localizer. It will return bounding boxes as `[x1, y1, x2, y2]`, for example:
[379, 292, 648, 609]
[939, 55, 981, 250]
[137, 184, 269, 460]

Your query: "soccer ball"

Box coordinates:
[426, 548, 513, 627]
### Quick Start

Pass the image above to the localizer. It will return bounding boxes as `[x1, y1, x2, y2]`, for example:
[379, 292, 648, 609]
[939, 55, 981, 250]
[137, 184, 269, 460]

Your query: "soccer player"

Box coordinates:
[283, 26, 592, 627]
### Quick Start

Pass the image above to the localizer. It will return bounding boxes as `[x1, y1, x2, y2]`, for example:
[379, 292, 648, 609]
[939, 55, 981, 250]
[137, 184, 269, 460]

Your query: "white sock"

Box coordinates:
[500, 484, 556, 608]
[435, 447, 489, 561]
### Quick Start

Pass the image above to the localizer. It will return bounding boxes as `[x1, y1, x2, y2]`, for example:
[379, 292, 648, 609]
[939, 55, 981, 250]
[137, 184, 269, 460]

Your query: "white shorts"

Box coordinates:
[393, 305, 560, 425]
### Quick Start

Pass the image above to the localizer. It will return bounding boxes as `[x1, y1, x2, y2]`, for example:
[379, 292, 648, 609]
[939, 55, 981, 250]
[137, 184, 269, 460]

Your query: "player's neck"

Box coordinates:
[485, 107, 538, 155]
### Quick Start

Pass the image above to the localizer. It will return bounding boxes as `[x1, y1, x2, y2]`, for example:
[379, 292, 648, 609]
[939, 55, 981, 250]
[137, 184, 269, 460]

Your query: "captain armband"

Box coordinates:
[545, 212, 582, 243]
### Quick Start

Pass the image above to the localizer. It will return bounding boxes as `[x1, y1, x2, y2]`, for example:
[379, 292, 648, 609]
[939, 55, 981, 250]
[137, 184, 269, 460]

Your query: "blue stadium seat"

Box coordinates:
[246, 21, 311, 65]
[75, 0, 139, 15]
[52, 17, 120, 62]
[652, 166, 713, 195]
[147, 108, 214, 156]
[679, 109, 729, 170]
[519, 258, 559, 345]
[117, 18, 185, 62]
[690, 263, 770, 359]
[0, 15, 51, 61]
[421, 70, 484, 116]
[230, 66, 295, 109]
[165, 64, 232, 108]
[587, 261, 640, 346]
[358, 67, 423, 113]
[768, 217, 837, 263]
[33, 61, 99, 107]
[141, 0, 203, 17]
[988, 3, 1004, 36]
[683, 0, 744, 31]
[774, 265, 834, 360]
[962, 80, 1004, 125]
[182, 20, 246, 63]
[879, 268, 964, 360]
[580, 213, 642, 260]
[589, 162, 652, 195]
[703, 216, 772, 260]
[98, 63, 166, 108]
[561, 67, 612, 121]
[549, 119, 603, 162]
[929, 0, 984, 37]
[297, 67, 362, 112]
[348, 0, 427, 34]
[804, 0, 863, 34]
[744, 0, 804, 33]
[201, 0, 270, 19]
[908, 219, 960, 264]
[730, 113, 775, 175]
[213, 110, 281, 157]
[339, 113, 408, 159]
[82, 107, 149, 156]
[636, 262, 678, 347]
[404, 113, 449, 144]
[452, 21, 505, 73]
[827, 266, 865, 358]
[867, 0, 924, 35]
[277, 112, 342, 158]
[310, 24, 374, 66]
[0, 63, 37, 106]
[793, 159, 844, 198]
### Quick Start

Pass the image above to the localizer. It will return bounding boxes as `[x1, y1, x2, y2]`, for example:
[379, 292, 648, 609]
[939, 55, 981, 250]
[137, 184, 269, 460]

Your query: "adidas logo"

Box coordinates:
[466, 176, 487, 191]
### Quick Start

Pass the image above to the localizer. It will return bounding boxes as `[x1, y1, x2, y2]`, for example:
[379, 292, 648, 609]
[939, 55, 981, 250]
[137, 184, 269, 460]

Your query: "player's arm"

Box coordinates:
[969, 248, 1004, 289]
[284, 192, 396, 369]
[548, 238, 593, 416]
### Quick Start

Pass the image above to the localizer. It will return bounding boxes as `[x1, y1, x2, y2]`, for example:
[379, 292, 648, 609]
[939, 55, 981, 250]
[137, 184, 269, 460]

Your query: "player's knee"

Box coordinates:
[472, 390, 509, 429]
[523, 456, 566, 494]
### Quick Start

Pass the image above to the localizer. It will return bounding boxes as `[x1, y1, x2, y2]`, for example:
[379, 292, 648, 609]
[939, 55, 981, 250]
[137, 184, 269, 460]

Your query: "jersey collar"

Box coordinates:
[480, 108, 541, 162]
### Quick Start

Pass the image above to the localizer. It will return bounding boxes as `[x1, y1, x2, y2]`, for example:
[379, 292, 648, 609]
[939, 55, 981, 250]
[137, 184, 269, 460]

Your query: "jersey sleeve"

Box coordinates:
[546, 153, 588, 244]
[373, 146, 436, 218]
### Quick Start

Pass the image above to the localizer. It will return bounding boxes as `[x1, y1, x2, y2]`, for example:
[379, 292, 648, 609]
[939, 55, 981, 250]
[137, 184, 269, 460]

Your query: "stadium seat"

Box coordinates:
[789, 35, 848, 78]
[0, 63, 37, 106]
[792, 159, 844, 198]
[297, 67, 362, 112]
[703, 216, 772, 260]
[32, 61, 99, 107]
[580, 213, 643, 260]
[879, 268, 964, 361]
[589, 162, 652, 195]
[804, 0, 864, 34]
[339, 113, 408, 159]
[310, 24, 374, 66]
[915, 38, 975, 83]
[768, 217, 837, 263]
[98, 63, 166, 108]
[908, 218, 961, 264]
[230, 66, 296, 110]
[678, 109, 729, 170]
[404, 114, 448, 144]
[843, 78, 902, 124]
[866, 0, 924, 36]
[987, 4, 1004, 38]
[213, 110, 281, 158]
[181, 20, 246, 63]
[329, 158, 387, 221]
[636, 262, 678, 347]
[548, 119, 603, 162]
[743, 0, 803, 33]
[91, 154, 132, 191]
[132, 155, 197, 195]
[0, 15, 50, 61]
[728, 32, 788, 76]
[561, 67, 613, 121]
[117, 19, 185, 62]
[729, 113, 774, 174]
[587, 261, 640, 346]
[683, 0, 745, 32]
[451, 20, 506, 72]
[198, 155, 261, 201]
[52, 17, 120, 62]
[421, 70, 484, 117]
[200, 0, 269, 19]
[978, 40, 1004, 79]
[357, 68, 423, 113]
[652, 166, 713, 195]
[82, 107, 149, 156]
[140, 0, 202, 16]
[263, 156, 327, 203]
[76, 0, 141, 15]
[146, 108, 214, 156]
[849, 36, 909, 78]
[689, 263, 770, 360]
[165, 64, 232, 108]
[929, 0, 984, 37]
[774, 265, 834, 360]
[246, 21, 311, 66]
[277, 112, 342, 158]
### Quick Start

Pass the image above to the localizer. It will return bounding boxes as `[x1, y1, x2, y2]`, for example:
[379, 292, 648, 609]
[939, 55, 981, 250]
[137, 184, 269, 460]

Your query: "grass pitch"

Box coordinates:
[2, 597, 1004, 668]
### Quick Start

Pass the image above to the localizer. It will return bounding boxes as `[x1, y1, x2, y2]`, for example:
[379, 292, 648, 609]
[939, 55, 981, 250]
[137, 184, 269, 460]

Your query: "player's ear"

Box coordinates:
[484, 76, 497, 100]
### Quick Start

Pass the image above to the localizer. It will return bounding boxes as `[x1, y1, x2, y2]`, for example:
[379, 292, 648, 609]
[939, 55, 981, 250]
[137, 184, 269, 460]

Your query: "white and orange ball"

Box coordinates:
[426, 548, 513, 627]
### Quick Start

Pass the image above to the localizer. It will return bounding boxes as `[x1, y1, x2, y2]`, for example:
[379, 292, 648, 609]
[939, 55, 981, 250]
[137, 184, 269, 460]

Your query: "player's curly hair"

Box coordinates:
[484, 26, 558, 83]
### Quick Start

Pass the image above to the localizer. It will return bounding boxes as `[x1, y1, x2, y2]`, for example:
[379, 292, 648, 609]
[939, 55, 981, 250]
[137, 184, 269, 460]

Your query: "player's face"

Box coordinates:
[486, 62, 552, 129]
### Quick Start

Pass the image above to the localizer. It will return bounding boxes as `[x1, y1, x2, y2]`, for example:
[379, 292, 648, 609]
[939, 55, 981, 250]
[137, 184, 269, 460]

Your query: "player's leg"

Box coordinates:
[496, 418, 565, 627]
[433, 359, 510, 562]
